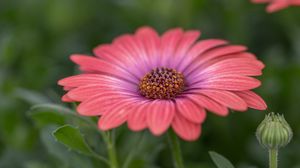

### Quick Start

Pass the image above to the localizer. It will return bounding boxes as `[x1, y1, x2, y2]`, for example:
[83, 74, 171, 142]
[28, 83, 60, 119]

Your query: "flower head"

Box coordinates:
[251, 0, 300, 13]
[256, 112, 293, 149]
[58, 27, 267, 141]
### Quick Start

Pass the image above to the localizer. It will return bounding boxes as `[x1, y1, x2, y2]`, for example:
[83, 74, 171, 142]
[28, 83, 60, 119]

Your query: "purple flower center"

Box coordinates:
[139, 67, 185, 99]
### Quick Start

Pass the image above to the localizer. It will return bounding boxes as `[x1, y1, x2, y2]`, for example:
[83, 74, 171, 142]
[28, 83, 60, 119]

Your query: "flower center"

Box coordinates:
[139, 67, 185, 99]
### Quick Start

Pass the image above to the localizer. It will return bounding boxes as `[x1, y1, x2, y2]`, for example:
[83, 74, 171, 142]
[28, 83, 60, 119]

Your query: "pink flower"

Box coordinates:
[58, 27, 267, 141]
[252, 0, 300, 13]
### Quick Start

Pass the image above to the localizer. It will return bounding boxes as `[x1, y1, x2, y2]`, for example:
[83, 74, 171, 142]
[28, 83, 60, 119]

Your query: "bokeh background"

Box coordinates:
[1, 0, 300, 168]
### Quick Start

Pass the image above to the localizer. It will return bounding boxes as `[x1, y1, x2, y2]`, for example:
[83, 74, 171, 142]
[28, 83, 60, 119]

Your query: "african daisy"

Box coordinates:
[252, 0, 300, 12]
[58, 27, 267, 141]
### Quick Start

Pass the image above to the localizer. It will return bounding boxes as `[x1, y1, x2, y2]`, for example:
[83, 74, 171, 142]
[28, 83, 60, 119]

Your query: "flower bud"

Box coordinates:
[256, 112, 293, 150]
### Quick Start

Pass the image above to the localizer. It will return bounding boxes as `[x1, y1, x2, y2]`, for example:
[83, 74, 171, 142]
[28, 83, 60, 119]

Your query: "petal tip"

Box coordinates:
[57, 79, 64, 86]
[61, 94, 74, 102]
[136, 26, 155, 32]
[149, 128, 167, 136]
[98, 123, 111, 131]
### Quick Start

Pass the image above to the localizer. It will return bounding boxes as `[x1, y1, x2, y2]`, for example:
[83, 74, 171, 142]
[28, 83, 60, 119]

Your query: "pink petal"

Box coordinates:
[251, 0, 271, 3]
[190, 52, 263, 75]
[172, 113, 201, 141]
[134, 26, 161, 68]
[58, 74, 136, 91]
[146, 100, 175, 136]
[170, 30, 201, 68]
[266, 0, 289, 12]
[112, 35, 152, 76]
[205, 55, 265, 69]
[98, 104, 132, 131]
[235, 91, 267, 110]
[70, 54, 139, 83]
[206, 52, 259, 64]
[93, 44, 145, 78]
[159, 28, 184, 67]
[185, 94, 229, 116]
[188, 58, 264, 84]
[178, 39, 228, 72]
[175, 98, 206, 123]
[195, 89, 248, 111]
[63, 86, 74, 91]
[61, 94, 74, 102]
[187, 52, 262, 79]
[93, 44, 128, 68]
[67, 85, 137, 101]
[77, 93, 139, 116]
[127, 102, 149, 131]
[185, 45, 248, 76]
[191, 75, 261, 91]
[291, 0, 300, 5]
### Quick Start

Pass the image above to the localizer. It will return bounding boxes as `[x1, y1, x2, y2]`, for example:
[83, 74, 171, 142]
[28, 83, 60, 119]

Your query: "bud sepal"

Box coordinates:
[256, 112, 293, 150]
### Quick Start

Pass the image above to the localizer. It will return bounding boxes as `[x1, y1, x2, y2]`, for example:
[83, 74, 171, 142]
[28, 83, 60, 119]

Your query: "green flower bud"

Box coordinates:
[256, 112, 293, 150]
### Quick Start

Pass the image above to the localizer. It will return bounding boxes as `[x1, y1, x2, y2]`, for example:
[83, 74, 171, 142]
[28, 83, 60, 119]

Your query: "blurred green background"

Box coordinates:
[1, 0, 300, 168]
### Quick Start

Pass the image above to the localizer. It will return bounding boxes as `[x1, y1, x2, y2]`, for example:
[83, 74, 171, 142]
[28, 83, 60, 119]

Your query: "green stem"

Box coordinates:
[123, 132, 145, 168]
[168, 131, 185, 168]
[104, 131, 119, 168]
[90, 152, 110, 166]
[269, 149, 278, 168]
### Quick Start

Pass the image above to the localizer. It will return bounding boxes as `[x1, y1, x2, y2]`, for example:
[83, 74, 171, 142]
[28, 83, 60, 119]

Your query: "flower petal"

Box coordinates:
[251, 0, 271, 3]
[170, 30, 201, 68]
[267, 0, 289, 12]
[235, 91, 267, 110]
[159, 28, 184, 67]
[291, 0, 300, 5]
[61, 94, 74, 102]
[93, 44, 145, 78]
[70, 54, 139, 83]
[178, 39, 228, 72]
[93, 44, 127, 67]
[98, 104, 132, 131]
[175, 98, 206, 123]
[191, 75, 261, 91]
[185, 93, 229, 116]
[172, 113, 201, 141]
[58, 74, 136, 91]
[195, 89, 248, 111]
[63, 86, 74, 91]
[127, 102, 149, 131]
[67, 85, 137, 101]
[134, 26, 161, 68]
[147, 100, 175, 135]
[77, 93, 139, 116]
[188, 58, 264, 84]
[113, 35, 152, 76]
[184, 45, 247, 76]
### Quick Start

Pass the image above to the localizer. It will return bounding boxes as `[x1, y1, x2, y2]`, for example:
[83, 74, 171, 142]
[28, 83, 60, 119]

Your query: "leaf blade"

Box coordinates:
[209, 151, 235, 168]
[52, 124, 93, 156]
[30, 104, 75, 115]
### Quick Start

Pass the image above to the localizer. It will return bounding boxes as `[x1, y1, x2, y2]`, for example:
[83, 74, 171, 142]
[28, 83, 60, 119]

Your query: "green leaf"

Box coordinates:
[209, 151, 235, 168]
[28, 104, 74, 128]
[52, 124, 94, 156]
[52, 125, 109, 165]
[29, 110, 66, 127]
[14, 88, 52, 104]
[29, 103, 98, 130]
[41, 126, 96, 168]
[30, 103, 75, 115]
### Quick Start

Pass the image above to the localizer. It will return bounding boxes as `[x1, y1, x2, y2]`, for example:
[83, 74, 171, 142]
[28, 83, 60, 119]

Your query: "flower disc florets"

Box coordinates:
[139, 67, 185, 99]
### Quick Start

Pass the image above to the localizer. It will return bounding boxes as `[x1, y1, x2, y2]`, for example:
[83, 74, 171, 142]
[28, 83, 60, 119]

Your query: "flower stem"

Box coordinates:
[269, 149, 278, 168]
[168, 130, 185, 168]
[104, 131, 119, 168]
